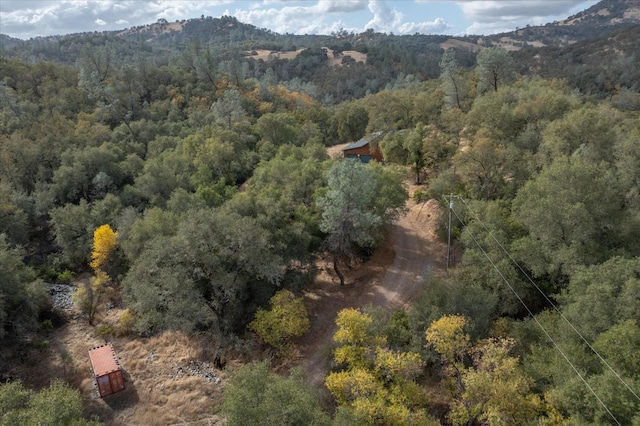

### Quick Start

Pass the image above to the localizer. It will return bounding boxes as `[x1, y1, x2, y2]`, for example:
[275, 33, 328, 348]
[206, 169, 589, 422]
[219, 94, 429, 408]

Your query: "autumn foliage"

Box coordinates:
[249, 289, 310, 356]
[90, 224, 118, 274]
[75, 224, 118, 324]
[325, 308, 436, 425]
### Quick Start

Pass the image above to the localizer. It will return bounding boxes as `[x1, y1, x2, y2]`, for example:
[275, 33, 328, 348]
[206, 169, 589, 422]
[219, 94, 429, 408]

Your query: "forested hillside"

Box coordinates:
[1, 2, 640, 424]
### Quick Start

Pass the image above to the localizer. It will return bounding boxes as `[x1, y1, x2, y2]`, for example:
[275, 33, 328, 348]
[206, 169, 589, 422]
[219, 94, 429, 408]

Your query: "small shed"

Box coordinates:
[342, 132, 385, 163]
[88, 343, 125, 397]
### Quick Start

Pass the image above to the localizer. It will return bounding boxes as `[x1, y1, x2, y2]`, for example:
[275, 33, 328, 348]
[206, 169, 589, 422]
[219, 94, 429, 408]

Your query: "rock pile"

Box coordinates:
[172, 360, 220, 384]
[48, 284, 76, 311]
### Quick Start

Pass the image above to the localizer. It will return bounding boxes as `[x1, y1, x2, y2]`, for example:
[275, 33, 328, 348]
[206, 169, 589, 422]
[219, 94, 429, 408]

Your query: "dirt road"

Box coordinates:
[297, 197, 447, 387]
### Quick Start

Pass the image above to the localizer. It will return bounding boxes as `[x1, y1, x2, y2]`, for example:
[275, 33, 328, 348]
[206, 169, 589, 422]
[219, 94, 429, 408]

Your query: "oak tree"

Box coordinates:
[249, 289, 310, 356]
[476, 47, 515, 93]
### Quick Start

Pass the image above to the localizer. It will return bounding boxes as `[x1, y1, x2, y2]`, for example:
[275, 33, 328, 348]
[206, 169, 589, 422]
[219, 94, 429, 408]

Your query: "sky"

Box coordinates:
[0, 0, 600, 40]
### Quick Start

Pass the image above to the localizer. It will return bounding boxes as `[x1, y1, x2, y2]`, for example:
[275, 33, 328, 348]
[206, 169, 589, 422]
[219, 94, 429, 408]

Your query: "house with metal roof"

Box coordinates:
[342, 131, 385, 163]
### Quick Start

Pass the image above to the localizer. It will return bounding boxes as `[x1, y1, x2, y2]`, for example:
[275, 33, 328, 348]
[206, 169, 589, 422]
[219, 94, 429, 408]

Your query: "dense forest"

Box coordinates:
[1, 3, 640, 424]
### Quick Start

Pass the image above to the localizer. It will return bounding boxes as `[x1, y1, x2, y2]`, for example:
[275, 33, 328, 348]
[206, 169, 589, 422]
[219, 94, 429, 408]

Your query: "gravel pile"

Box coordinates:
[171, 360, 220, 384]
[49, 284, 76, 311]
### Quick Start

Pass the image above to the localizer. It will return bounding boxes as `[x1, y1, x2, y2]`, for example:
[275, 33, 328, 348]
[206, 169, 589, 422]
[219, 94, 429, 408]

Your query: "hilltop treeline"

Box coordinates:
[3, 14, 640, 103]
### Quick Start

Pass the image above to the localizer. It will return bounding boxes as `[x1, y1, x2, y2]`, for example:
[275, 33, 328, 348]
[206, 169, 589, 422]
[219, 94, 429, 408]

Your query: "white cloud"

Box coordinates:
[416, 0, 598, 34]
[0, 0, 596, 39]
[365, 0, 451, 34]
[231, 1, 449, 35]
[457, 0, 585, 21]
[365, 0, 400, 32]
[0, 0, 235, 38]
[232, 4, 353, 35]
[398, 17, 451, 34]
[317, 0, 368, 13]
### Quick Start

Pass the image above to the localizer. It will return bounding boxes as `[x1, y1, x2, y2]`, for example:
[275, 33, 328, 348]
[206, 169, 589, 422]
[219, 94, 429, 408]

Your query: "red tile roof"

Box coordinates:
[88, 343, 121, 377]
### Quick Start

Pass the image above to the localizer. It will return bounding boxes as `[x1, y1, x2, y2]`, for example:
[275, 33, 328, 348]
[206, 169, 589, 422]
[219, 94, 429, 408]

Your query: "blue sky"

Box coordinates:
[0, 0, 600, 40]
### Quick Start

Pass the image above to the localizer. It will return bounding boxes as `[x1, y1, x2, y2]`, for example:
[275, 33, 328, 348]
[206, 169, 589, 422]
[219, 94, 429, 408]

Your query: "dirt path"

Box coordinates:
[296, 195, 447, 388]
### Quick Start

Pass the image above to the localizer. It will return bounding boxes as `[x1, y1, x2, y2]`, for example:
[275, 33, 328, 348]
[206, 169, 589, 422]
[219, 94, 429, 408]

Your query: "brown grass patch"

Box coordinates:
[246, 49, 306, 61]
[440, 38, 483, 52]
[1, 310, 227, 425]
[245, 47, 367, 67]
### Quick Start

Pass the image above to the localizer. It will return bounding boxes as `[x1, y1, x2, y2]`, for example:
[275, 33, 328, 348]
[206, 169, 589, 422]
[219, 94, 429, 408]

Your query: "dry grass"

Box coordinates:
[2, 306, 227, 425]
[85, 330, 225, 425]
[326, 142, 349, 159]
[246, 49, 306, 61]
[440, 38, 483, 52]
[245, 47, 367, 67]
[325, 49, 367, 66]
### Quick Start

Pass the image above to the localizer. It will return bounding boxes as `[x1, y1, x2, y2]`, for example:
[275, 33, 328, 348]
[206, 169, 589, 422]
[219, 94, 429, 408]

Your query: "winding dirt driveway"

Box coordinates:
[296, 196, 447, 387]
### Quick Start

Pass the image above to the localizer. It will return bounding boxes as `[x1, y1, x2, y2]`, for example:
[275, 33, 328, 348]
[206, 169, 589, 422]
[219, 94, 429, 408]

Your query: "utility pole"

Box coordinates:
[443, 194, 461, 276]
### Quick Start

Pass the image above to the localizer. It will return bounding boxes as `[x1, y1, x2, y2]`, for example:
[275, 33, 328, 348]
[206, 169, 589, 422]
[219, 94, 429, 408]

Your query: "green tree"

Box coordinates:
[221, 361, 330, 426]
[453, 128, 529, 200]
[440, 48, 467, 109]
[538, 103, 622, 166]
[249, 289, 310, 356]
[123, 209, 283, 335]
[0, 379, 97, 425]
[0, 235, 48, 339]
[585, 321, 640, 424]
[512, 156, 623, 280]
[254, 112, 300, 147]
[404, 125, 427, 184]
[335, 104, 369, 143]
[593, 320, 640, 380]
[50, 143, 126, 204]
[409, 278, 499, 351]
[317, 159, 406, 285]
[120, 207, 179, 260]
[133, 149, 193, 208]
[181, 127, 257, 189]
[476, 47, 515, 93]
[0, 184, 29, 247]
[210, 89, 247, 130]
[49, 200, 96, 266]
[361, 90, 415, 133]
[558, 257, 640, 341]
[229, 142, 329, 282]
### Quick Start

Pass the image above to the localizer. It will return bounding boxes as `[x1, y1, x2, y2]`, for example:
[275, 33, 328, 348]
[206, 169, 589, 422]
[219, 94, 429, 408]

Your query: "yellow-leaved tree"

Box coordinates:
[425, 315, 542, 425]
[249, 289, 310, 356]
[333, 308, 386, 368]
[74, 224, 118, 325]
[89, 224, 118, 274]
[325, 308, 439, 425]
[425, 314, 470, 389]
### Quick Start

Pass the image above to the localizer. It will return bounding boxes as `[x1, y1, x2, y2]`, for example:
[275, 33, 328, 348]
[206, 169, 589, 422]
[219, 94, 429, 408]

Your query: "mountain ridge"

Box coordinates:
[2, 0, 639, 50]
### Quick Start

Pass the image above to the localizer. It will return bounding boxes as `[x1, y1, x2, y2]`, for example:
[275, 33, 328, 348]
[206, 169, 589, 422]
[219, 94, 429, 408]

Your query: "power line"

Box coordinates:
[458, 197, 640, 404]
[449, 205, 622, 425]
[442, 194, 462, 275]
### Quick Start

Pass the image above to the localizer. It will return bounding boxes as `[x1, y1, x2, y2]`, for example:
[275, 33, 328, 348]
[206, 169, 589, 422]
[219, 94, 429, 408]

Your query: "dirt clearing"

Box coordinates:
[295, 187, 448, 388]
